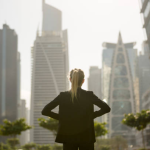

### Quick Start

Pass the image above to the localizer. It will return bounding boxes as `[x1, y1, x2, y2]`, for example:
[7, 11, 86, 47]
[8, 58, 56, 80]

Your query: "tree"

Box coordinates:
[94, 122, 108, 137]
[0, 118, 32, 138]
[38, 118, 58, 135]
[111, 135, 127, 150]
[38, 118, 108, 138]
[122, 110, 150, 149]
[7, 138, 19, 149]
[22, 143, 36, 150]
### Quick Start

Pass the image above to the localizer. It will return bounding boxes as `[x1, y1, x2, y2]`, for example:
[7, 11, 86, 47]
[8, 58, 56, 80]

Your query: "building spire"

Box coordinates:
[118, 31, 123, 44]
[36, 24, 40, 37]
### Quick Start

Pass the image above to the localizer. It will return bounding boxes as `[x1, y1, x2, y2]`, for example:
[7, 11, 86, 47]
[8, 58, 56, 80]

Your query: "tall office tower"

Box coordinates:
[102, 33, 138, 145]
[0, 24, 20, 142]
[88, 66, 101, 99]
[88, 66, 102, 122]
[136, 41, 150, 147]
[30, 0, 69, 144]
[140, 0, 150, 56]
[138, 41, 150, 111]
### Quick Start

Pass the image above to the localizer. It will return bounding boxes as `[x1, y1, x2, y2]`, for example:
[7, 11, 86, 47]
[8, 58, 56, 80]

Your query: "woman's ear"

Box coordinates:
[69, 78, 72, 82]
[82, 79, 85, 84]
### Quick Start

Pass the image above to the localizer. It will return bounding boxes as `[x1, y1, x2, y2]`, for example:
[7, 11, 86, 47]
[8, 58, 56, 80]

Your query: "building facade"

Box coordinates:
[30, 0, 69, 144]
[42, 0, 62, 32]
[138, 42, 150, 111]
[136, 41, 150, 147]
[18, 100, 29, 145]
[102, 33, 138, 145]
[140, 0, 150, 56]
[0, 24, 20, 142]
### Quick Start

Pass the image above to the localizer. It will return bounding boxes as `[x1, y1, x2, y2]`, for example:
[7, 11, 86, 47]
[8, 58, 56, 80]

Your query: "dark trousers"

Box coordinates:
[63, 143, 94, 150]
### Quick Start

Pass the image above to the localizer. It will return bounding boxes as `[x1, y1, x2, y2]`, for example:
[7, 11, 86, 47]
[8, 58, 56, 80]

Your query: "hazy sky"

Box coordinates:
[0, 0, 145, 108]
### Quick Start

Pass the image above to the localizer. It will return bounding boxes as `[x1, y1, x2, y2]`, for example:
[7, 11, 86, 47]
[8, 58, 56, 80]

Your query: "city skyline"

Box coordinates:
[0, 0, 145, 108]
[0, 0, 150, 147]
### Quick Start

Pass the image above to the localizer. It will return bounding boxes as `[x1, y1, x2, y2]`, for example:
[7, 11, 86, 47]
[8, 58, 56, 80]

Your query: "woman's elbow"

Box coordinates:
[41, 109, 46, 116]
[106, 107, 111, 113]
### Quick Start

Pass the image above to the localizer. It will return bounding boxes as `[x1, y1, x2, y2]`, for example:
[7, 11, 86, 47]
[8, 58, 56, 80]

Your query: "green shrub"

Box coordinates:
[0, 143, 10, 150]
[37, 144, 52, 150]
[52, 144, 63, 150]
[22, 143, 36, 150]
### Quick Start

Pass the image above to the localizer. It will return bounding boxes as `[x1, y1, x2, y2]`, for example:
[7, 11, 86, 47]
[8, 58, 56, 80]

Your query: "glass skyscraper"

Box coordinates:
[102, 33, 138, 145]
[0, 24, 20, 142]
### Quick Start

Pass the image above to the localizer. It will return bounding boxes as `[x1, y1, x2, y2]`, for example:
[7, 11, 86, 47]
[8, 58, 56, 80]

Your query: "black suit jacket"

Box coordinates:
[41, 87, 111, 143]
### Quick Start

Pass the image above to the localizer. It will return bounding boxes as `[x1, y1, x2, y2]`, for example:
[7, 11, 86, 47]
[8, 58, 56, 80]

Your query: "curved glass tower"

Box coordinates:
[102, 33, 138, 144]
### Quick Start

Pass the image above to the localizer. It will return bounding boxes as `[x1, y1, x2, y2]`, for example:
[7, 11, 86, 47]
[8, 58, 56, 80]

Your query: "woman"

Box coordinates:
[41, 68, 111, 150]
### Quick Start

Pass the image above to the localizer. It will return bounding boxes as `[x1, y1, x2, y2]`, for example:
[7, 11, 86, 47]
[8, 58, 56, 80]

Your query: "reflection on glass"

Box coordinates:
[112, 101, 131, 115]
[113, 89, 130, 100]
[112, 117, 129, 131]
[117, 53, 125, 63]
[115, 65, 127, 76]
[114, 77, 129, 88]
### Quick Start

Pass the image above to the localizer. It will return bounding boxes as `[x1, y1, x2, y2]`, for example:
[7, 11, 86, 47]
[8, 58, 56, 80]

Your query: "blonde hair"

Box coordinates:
[70, 68, 84, 102]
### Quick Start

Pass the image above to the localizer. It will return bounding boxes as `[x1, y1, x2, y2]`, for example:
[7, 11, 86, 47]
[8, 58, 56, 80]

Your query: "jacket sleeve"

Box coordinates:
[89, 92, 111, 119]
[41, 93, 61, 120]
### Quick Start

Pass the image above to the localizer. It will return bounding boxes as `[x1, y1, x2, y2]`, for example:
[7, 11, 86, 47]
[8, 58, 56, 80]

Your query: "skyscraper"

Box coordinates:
[30, 1, 69, 144]
[88, 66, 101, 99]
[88, 66, 102, 122]
[138, 42, 150, 111]
[102, 33, 138, 145]
[0, 24, 20, 142]
[18, 100, 29, 145]
[136, 41, 150, 147]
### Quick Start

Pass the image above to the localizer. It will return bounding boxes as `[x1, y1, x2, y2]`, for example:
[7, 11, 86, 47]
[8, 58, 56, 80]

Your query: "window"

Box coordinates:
[112, 101, 131, 115]
[117, 53, 125, 63]
[115, 65, 127, 76]
[112, 117, 129, 131]
[114, 77, 129, 88]
[113, 89, 130, 100]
